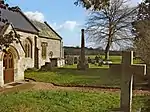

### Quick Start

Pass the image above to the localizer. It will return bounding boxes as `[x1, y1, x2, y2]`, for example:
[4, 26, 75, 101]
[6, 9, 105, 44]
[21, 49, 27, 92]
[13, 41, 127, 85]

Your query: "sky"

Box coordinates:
[6, 0, 142, 47]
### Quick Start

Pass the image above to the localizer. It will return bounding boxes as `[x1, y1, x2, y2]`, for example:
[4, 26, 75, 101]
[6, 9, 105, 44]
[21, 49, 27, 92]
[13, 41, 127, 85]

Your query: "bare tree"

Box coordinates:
[85, 0, 137, 60]
[74, 0, 110, 10]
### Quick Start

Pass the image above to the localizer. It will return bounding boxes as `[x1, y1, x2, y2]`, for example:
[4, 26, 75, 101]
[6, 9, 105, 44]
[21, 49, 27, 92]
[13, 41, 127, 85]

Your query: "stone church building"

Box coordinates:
[0, 4, 64, 86]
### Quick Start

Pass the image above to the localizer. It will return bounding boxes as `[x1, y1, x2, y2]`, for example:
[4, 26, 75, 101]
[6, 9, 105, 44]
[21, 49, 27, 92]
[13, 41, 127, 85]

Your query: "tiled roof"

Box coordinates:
[0, 23, 9, 36]
[0, 7, 39, 34]
[31, 20, 62, 40]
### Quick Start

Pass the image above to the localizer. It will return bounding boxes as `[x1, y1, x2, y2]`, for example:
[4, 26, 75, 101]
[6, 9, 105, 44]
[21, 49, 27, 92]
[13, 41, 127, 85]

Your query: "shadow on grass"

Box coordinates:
[25, 66, 148, 90]
[25, 67, 121, 87]
[53, 67, 109, 75]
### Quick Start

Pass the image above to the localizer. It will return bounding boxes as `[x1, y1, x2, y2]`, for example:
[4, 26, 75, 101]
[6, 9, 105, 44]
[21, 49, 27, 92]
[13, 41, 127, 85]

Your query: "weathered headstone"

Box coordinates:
[77, 29, 89, 70]
[120, 51, 146, 112]
[91, 59, 96, 64]
[66, 55, 74, 65]
[88, 57, 91, 63]
[95, 56, 99, 63]
[98, 59, 103, 66]
[74, 57, 78, 64]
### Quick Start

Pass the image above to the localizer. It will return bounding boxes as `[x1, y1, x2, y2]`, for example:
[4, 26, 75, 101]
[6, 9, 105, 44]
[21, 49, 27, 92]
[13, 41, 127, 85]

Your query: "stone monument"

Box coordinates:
[77, 29, 89, 70]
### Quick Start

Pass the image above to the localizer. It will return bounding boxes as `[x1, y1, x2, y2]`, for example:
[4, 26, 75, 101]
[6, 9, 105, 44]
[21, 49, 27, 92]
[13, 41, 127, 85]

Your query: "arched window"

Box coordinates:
[41, 42, 48, 59]
[24, 38, 32, 58]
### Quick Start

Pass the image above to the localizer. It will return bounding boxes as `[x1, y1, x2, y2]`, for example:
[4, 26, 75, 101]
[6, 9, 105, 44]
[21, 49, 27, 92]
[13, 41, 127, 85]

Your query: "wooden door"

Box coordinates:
[3, 52, 14, 84]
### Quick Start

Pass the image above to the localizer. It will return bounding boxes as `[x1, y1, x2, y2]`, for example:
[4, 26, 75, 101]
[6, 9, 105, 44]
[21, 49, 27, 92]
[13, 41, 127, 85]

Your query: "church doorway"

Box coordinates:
[3, 51, 14, 84]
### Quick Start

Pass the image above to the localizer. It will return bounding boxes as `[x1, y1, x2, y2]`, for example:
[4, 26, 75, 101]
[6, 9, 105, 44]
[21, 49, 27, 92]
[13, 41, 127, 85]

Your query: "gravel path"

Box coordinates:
[31, 82, 150, 95]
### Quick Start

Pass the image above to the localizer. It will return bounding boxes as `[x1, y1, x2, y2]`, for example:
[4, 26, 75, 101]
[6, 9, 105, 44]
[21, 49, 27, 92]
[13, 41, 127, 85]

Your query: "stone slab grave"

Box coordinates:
[111, 51, 146, 112]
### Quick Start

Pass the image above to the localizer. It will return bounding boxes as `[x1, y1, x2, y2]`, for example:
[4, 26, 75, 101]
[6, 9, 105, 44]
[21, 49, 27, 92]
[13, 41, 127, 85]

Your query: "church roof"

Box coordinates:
[31, 20, 62, 40]
[0, 7, 39, 34]
[0, 23, 9, 36]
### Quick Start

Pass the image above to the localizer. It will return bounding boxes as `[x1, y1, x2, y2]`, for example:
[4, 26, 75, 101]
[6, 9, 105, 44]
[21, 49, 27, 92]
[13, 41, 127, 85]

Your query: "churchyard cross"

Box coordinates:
[120, 51, 146, 112]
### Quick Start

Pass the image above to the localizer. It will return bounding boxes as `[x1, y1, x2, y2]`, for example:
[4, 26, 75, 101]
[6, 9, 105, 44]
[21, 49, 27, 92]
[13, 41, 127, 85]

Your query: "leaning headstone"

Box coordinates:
[77, 29, 89, 70]
[120, 51, 146, 112]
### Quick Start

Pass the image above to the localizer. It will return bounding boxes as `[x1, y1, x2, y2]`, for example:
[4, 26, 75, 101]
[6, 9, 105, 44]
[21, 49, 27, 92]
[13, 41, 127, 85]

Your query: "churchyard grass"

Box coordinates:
[25, 66, 121, 87]
[25, 55, 143, 87]
[0, 90, 148, 112]
[25, 66, 144, 88]
[87, 55, 122, 63]
[82, 55, 142, 64]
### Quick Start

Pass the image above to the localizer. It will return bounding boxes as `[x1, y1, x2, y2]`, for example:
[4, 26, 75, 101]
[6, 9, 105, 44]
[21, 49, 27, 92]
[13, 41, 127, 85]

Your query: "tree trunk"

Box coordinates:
[104, 43, 110, 60]
[105, 20, 112, 61]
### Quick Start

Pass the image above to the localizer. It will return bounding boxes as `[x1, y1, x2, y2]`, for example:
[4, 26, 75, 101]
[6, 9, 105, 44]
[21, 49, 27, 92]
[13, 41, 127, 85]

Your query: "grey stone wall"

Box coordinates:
[37, 37, 65, 68]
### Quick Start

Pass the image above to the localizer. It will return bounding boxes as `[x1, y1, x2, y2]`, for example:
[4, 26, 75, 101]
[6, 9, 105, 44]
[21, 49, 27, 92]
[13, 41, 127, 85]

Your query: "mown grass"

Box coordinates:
[0, 55, 148, 112]
[25, 65, 145, 87]
[87, 55, 122, 63]
[25, 67, 121, 87]
[0, 90, 148, 112]
[25, 55, 144, 87]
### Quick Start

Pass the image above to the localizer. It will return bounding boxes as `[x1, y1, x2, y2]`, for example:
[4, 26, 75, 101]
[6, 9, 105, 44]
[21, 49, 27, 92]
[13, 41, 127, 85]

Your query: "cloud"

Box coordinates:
[48, 21, 81, 32]
[24, 11, 45, 22]
[58, 21, 81, 31]
[24, 11, 81, 31]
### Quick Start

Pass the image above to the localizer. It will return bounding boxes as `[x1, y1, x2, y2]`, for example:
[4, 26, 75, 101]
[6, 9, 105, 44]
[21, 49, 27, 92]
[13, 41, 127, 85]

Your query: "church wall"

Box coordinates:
[0, 42, 25, 86]
[4, 26, 36, 69]
[9, 43, 25, 82]
[0, 59, 4, 86]
[37, 37, 65, 68]
[15, 31, 37, 70]
[3, 25, 65, 74]
[2, 25, 26, 85]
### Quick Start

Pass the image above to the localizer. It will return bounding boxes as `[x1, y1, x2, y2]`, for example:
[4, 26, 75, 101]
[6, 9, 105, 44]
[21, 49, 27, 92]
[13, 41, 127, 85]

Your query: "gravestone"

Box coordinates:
[95, 56, 99, 63]
[91, 59, 96, 64]
[120, 51, 146, 112]
[74, 57, 78, 64]
[98, 59, 103, 66]
[88, 57, 91, 63]
[66, 55, 74, 65]
[77, 29, 89, 70]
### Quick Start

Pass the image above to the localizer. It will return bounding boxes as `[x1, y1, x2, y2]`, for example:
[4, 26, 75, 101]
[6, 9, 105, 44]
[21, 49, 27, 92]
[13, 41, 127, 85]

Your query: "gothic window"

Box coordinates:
[41, 42, 48, 59]
[24, 38, 32, 58]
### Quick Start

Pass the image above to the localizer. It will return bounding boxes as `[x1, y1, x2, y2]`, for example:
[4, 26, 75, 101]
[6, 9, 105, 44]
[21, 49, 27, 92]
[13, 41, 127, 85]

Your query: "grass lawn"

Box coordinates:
[1, 55, 147, 112]
[25, 66, 121, 87]
[25, 55, 144, 87]
[87, 55, 122, 64]
[80, 55, 142, 64]
[0, 90, 148, 112]
[25, 64, 145, 88]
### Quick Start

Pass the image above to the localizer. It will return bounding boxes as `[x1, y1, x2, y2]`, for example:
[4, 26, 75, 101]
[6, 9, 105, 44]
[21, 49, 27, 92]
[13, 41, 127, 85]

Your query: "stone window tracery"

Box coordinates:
[41, 42, 48, 59]
[24, 38, 32, 58]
